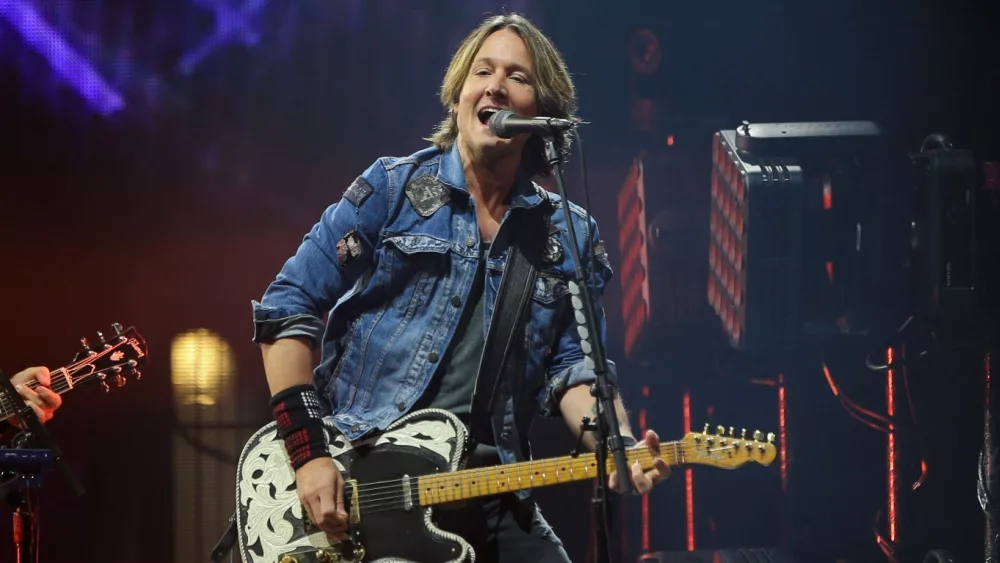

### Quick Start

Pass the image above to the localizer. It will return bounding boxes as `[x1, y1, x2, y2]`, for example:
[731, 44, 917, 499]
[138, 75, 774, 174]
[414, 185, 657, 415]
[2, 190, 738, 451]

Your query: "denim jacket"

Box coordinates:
[252, 143, 617, 490]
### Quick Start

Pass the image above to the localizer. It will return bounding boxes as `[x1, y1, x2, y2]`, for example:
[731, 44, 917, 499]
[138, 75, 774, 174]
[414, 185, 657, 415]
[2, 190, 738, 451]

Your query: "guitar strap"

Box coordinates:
[468, 194, 550, 446]
[212, 192, 552, 561]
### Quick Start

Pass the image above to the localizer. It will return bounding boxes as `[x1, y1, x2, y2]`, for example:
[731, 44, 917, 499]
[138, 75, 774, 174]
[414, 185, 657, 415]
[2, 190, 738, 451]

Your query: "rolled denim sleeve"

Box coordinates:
[538, 212, 617, 417]
[252, 160, 390, 346]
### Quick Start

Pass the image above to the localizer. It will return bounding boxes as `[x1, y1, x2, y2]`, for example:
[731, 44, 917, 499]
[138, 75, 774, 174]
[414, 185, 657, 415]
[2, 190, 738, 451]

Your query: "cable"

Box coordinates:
[824, 360, 929, 480]
[826, 347, 931, 563]
[873, 506, 900, 563]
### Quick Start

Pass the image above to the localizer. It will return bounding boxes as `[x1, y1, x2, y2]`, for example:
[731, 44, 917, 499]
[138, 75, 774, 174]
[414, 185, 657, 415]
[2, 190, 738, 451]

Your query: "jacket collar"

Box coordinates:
[435, 142, 547, 210]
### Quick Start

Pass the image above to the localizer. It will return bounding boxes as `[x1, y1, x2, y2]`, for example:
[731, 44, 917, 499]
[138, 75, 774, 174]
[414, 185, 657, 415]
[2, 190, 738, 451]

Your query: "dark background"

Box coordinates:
[1, 1, 997, 562]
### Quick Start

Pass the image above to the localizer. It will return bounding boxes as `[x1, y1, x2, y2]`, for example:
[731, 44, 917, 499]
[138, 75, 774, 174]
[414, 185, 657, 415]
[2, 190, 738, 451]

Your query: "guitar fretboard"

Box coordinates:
[0, 368, 75, 422]
[416, 442, 682, 506]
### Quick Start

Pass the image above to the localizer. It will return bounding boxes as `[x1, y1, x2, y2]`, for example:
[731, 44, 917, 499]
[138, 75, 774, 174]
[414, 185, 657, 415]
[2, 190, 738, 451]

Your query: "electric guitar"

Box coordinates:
[234, 408, 776, 563]
[0, 323, 148, 426]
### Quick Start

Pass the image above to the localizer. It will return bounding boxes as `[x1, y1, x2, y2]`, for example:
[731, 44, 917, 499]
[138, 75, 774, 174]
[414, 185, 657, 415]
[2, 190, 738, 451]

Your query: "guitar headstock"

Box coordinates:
[70, 323, 148, 392]
[680, 423, 777, 469]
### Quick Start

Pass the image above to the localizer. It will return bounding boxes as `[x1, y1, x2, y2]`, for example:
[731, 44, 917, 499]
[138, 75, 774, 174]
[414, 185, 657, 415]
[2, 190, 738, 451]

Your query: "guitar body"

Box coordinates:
[235, 408, 475, 563]
[233, 406, 777, 562]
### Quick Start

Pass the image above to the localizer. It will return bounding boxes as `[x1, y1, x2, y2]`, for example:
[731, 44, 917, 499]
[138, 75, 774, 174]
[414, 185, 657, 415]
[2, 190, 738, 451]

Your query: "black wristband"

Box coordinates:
[621, 435, 638, 448]
[269, 385, 331, 470]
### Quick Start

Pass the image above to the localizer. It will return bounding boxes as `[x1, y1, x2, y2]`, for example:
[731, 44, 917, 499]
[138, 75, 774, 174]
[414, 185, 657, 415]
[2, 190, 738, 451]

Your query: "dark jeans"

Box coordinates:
[434, 493, 572, 563]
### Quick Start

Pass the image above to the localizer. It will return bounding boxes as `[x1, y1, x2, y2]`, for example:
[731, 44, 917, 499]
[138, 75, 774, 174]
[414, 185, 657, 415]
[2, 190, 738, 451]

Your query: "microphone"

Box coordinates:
[487, 109, 577, 139]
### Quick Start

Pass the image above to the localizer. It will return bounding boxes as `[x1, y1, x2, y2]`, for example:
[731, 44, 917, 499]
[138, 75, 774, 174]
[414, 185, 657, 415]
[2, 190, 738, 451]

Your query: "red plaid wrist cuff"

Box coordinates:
[270, 385, 330, 470]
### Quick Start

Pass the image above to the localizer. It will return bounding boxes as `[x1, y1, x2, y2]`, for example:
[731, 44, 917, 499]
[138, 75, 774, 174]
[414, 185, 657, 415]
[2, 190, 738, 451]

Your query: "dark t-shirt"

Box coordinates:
[412, 243, 499, 465]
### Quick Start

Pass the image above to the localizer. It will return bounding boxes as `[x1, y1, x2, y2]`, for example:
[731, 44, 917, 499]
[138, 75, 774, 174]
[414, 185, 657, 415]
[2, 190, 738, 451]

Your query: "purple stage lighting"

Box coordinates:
[0, 0, 125, 115]
[177, 0, 269, 76]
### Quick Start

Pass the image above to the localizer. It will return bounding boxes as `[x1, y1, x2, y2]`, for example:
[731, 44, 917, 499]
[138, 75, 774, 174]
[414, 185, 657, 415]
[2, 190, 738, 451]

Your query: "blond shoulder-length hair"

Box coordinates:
[426, 13, 578, 178]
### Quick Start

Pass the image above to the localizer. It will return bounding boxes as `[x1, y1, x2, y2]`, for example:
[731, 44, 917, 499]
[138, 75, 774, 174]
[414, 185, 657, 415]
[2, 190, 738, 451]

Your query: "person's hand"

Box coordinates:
[296, 457, 349, 542]
[608, 429, 671, 495]
[10, 366, 62, 427]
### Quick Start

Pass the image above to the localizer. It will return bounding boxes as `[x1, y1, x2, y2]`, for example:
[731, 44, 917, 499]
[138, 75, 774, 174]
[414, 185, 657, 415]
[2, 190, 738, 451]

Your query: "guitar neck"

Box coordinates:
[0, 368, 77, 423]
[416, 442, 679, 506]
[0, 326, 146, 426]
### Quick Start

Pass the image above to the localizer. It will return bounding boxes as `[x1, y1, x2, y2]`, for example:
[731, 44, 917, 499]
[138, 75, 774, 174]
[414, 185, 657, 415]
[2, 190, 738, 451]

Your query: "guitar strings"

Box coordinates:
[346, 437, 753, 497]
[348, 446, 705, 514]
[350, 442, 769, 506]
[346, 442, 765, 514]
[345, 439, 765, 501]
[0, 366, 120, 418]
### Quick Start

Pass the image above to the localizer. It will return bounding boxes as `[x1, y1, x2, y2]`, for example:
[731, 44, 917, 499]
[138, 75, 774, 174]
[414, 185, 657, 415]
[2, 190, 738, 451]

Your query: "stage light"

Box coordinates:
[177, 0, 270, 76]
[627, 29, 662, 76]
[618, 156, 650, 359]
[707, 121, 977, 353]
[708, 127, 804, 352]
[170, 328, 235, 407]
[0, 0, 124, 115]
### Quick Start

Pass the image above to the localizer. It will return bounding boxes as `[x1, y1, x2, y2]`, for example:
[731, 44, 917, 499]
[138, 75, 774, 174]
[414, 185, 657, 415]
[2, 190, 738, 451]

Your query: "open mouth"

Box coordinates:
[477, 107, 502, 125]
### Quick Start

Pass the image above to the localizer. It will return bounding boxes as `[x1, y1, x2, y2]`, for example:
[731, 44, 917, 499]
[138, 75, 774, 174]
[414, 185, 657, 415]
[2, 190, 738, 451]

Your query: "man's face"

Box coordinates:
[455, 28, 538, 163]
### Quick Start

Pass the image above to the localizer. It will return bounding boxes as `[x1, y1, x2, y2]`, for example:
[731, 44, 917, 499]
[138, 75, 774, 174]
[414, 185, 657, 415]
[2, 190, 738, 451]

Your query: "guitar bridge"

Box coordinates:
[277, 541, 366, 563]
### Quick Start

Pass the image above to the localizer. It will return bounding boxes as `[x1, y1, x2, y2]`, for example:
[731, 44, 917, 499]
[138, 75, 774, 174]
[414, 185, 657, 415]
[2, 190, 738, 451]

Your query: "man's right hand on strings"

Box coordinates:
[296, 457, 349, 542]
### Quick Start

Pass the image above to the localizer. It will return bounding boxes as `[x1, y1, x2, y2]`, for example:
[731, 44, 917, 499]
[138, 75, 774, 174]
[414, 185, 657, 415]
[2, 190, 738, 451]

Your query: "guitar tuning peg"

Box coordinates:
[96, 331, 107, 346]
[753, 430, 763, 441]
[716, 425, 725, 435]
[767, 432, 775, 444]
[702, 423, 709, 434]
[115, 373, 126, 387]
[741, 428, 747, 439]
[80, 337, 91, 351]
[112, 322, 123, 334]
[728, 426, 735, 436]
[101, 381, 111, 393]
[131, 370, 142, 381]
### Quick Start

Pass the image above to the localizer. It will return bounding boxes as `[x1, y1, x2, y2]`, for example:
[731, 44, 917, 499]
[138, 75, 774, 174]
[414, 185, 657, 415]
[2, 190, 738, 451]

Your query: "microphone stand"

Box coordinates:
[544, 133, 632, 563]
[0, 370, 85, 563]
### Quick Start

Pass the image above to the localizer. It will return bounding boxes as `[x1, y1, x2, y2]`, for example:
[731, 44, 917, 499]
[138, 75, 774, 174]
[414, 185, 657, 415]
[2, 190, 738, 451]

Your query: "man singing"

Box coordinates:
[253, 12, 669, 562]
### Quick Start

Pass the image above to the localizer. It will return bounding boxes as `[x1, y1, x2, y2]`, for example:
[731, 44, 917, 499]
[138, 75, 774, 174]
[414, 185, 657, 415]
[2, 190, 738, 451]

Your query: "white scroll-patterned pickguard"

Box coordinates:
[235, 408, 468, 563]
